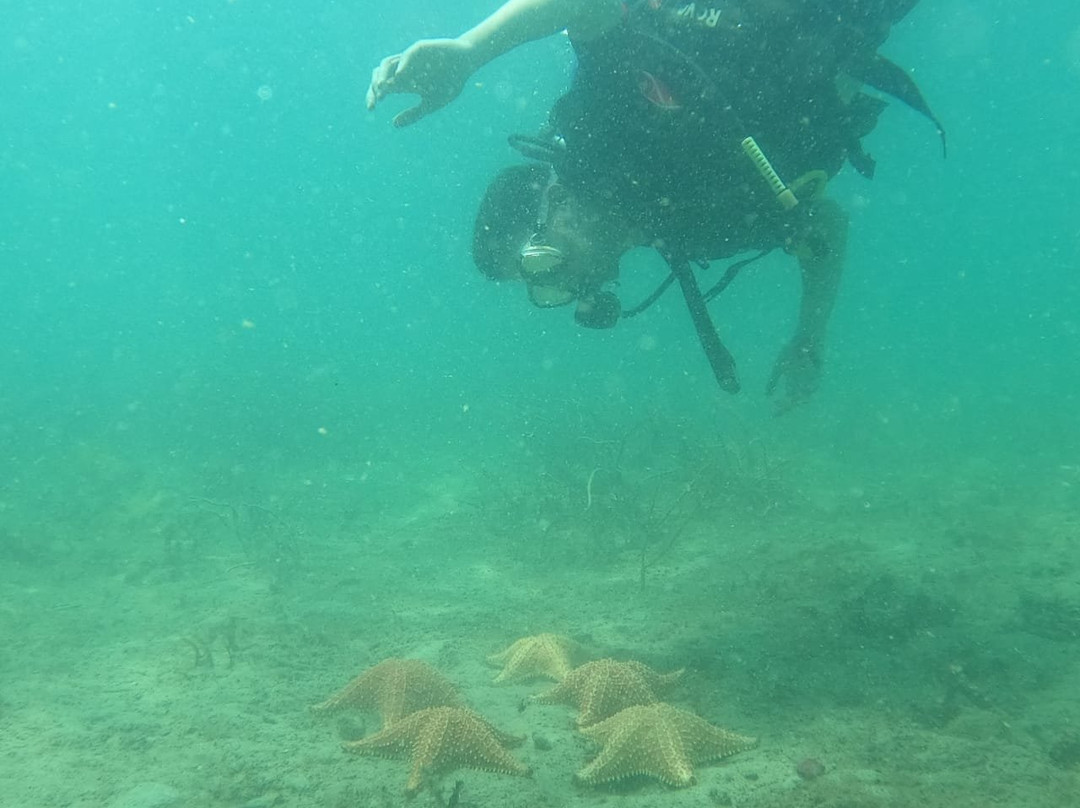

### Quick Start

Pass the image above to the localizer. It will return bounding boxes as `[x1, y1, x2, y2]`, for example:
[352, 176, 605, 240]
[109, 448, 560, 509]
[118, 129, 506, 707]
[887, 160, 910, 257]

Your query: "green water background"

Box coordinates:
[2, 1, 1077, 489]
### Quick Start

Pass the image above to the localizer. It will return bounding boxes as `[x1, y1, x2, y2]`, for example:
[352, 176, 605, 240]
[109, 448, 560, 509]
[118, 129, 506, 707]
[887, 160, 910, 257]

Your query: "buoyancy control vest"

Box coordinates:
[549, 0, 943, 251]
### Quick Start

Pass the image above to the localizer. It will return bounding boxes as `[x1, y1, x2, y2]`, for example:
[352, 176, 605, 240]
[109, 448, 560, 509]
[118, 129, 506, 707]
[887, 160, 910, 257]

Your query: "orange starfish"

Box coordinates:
[487, 633, 586, 684]
[311, 658, 461, 727]
[343, 706, 531, 793]
[532, 658, 683, 726]
[576, 703, 757, 787]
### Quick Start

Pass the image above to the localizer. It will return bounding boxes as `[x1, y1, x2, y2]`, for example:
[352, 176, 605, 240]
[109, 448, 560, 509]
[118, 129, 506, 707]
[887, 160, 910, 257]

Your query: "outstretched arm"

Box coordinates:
[367, 0, 623, 127]
[458, 0, 623, 66]
[766, 198, 847, 413]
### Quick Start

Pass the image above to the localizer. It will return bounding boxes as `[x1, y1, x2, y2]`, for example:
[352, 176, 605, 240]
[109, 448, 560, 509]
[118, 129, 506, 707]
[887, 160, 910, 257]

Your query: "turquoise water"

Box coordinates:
[2, 2, 1078, 807]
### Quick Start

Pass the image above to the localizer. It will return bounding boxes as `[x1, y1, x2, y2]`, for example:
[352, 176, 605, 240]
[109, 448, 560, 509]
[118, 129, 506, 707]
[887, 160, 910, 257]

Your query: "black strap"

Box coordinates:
[624, 249, 770, 318]
[623, 273, 676, 318]
[702, 250, 771, 304]
[664, 249, 740, 394]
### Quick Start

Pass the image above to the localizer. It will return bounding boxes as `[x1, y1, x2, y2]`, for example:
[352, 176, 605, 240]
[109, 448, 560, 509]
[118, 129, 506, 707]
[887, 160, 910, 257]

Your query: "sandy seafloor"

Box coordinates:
[2, 426, 1079, 808]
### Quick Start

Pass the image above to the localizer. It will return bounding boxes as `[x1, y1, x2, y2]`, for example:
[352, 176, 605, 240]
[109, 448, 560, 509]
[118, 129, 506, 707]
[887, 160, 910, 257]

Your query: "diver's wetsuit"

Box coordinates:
[549, 0, 918, 259]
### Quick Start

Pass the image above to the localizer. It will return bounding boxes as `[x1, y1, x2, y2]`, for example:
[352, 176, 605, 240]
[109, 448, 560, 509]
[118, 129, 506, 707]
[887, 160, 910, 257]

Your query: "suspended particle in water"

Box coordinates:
[1067, 26, 1080, 78]
[256, 84, 273, 101]
[493, 80, 513, 103]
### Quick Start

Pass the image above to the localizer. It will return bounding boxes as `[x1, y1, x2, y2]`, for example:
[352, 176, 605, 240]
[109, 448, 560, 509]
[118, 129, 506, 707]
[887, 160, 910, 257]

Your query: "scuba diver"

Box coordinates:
[366, 0, 944, 412]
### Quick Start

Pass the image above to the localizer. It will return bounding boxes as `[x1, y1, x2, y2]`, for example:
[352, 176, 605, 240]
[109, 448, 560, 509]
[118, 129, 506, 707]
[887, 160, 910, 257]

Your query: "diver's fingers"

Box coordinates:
[366, 54, 401, 110]
[391, 101, 430, 128]
[394, 43, 419, 79]
[365, 65, 379, 110]
[365, 69, 378, 110]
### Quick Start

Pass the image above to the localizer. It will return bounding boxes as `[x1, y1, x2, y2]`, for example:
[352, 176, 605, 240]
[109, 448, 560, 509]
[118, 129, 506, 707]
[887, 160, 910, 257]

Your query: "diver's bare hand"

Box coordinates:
[765, 339, 822, 415]
[366, 38, 476, 127]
